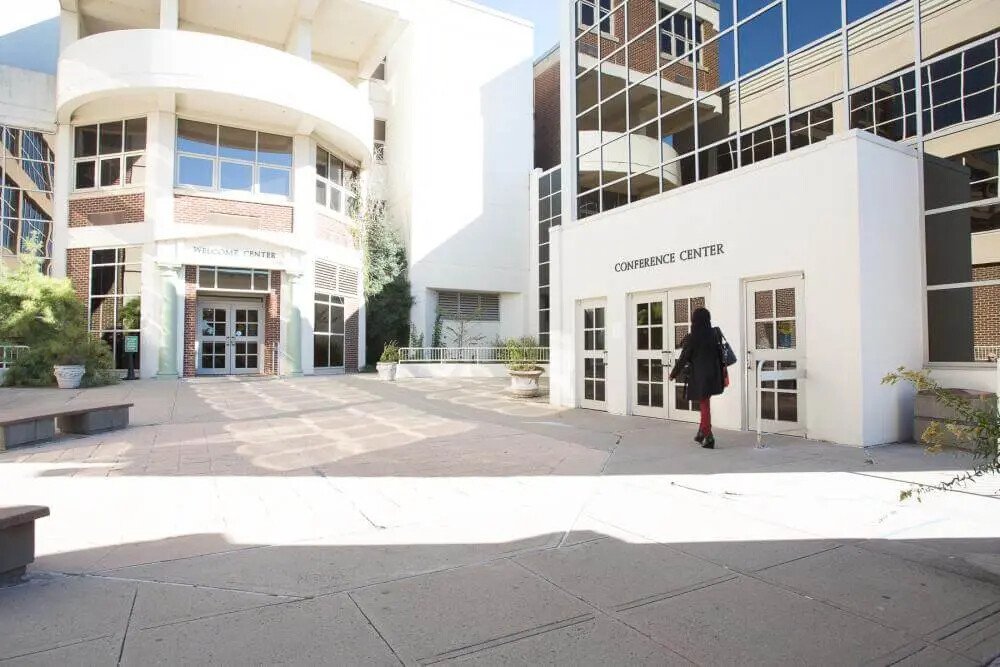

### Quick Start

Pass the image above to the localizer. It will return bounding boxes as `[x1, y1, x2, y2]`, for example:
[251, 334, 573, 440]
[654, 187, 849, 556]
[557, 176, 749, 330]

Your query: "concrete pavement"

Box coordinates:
[0, 375, 998, 665]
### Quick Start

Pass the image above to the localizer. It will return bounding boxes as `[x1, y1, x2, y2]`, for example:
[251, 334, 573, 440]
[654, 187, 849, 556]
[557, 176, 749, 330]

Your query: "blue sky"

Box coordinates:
[475, 0, 560, 59]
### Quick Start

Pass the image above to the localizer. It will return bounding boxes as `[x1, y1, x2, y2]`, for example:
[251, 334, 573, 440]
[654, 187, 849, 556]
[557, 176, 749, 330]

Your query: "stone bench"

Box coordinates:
[0, 403, 133, 451]
[0, 506, 49, 585]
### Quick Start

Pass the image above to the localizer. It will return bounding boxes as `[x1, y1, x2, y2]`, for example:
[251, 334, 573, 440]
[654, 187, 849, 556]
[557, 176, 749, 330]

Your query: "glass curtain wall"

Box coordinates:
[572, 0, 1000, 364]
[1, 124, 55, 273]
[538, 167, 562, 346]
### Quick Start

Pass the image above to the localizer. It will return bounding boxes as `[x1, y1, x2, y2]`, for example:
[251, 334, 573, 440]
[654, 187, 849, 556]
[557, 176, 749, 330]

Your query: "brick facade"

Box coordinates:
[264, 270, 281, 375]
[183, 266, 198, 377]
[345, 296, 360, 372]
[534, 58, 562, 170]
[66, 248, 90, 301]
[68, 193, 144, 227]
[973, 263, 1000, 348]
[174, 194, 293, 233]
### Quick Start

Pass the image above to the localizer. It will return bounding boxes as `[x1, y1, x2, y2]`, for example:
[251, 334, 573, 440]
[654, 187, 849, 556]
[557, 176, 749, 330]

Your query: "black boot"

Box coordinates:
[702, 434, 715, 449]
[694, 430, 705, 444]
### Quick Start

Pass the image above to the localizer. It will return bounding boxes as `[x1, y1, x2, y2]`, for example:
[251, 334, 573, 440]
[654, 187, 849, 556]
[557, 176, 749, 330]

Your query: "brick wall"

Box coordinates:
[534, 59, 562, 170]
[66, 248, 90, 301]
[68, 194, 144, 228]
[345, 296, 360, 372]
[183, 266, 197, 377]
[264, 270, 281, 375]
[174, 195, 293, 233]
[973, 264, 1000, 348]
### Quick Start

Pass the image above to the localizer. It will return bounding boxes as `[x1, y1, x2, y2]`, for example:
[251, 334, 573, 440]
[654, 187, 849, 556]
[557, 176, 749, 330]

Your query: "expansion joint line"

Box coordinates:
[556, 431, 625, 549]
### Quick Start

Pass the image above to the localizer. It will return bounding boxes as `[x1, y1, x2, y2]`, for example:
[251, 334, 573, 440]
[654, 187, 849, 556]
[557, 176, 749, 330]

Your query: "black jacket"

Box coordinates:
[671, 327, 725, 401]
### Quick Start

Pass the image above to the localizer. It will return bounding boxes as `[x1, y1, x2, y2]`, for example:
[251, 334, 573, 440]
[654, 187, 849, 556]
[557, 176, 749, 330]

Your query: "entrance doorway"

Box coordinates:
[744, 276, 805, 435]
[197, 299, 264, 375]
[578, 299, 607, 410]
[630, 287, 708, 422]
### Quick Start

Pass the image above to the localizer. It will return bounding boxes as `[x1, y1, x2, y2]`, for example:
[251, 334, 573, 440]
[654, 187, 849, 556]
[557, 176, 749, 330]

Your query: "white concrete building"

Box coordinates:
[537, 0, 1000, 446]
[1, 0, 533, 377]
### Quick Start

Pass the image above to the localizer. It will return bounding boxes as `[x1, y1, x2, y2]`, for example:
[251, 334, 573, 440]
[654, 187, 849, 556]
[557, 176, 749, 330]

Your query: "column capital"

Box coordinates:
[285, 270, 304, 284]
[157, 262, 183, 277]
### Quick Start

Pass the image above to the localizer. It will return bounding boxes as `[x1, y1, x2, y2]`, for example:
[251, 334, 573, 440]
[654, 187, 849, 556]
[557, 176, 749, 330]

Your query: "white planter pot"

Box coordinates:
[508, 369, 543, 398]
[377, 362, 397, 381]
[53, 365, 86, 389]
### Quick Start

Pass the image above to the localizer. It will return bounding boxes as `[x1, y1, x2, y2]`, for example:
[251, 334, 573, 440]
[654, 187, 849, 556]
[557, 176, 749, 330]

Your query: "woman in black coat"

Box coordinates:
[669, 307, 725, 449]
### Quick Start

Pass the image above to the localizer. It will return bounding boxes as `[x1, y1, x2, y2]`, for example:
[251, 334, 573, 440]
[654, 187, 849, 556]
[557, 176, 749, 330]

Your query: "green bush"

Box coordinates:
[379, 341, 400, 363]
[1, 250, 116, 387]
[504, 336, 542, 372]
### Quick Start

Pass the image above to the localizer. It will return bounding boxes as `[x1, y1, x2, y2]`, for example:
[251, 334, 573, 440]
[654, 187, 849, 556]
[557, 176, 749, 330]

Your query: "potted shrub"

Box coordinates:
[505, 336, 543, 398]
[377, 341, 399, 381]
[52, 346, 87, 389]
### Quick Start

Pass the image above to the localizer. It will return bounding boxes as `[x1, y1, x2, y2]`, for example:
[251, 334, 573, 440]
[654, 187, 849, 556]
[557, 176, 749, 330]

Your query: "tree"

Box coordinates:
[349, 176, 413, 366]
[0, 241, 115, 386]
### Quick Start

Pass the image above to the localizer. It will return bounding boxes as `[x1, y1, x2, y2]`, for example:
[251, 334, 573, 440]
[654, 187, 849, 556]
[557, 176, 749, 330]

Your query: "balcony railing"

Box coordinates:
[974, 346, 1000, 362]
[400, 347, 549, 364]
[0, 345, 29, 369]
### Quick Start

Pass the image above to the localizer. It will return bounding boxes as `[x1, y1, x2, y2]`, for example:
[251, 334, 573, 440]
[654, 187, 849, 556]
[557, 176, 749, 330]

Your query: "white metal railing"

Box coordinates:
[755, 359, 807, 449]
[0, 345, 29, 369]
[399, 347, 549, 364]
[975, 346, 1000, 362]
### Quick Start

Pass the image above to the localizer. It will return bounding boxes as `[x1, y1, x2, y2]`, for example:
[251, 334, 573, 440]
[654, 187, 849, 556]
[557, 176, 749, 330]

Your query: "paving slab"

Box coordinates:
[670, 538, 845, 572]
[121, 594, 399, 666]
[622, 575, 911, 666]
[129, 581, 298, 630]
[351, 559, 594, 663]
[0, 636, 121, 666]
[869, 640, 978, 666]
[927, 601, 1000, 663]
[515, 537, 733, 610]
[441, 616, 692, 666]
[758, 545, 1000, 635]
[0, 575, 135, 660]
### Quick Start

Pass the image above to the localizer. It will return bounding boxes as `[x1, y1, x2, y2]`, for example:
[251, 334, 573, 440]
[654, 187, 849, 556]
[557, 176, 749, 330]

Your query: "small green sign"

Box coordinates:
[124, 335, 139, 354]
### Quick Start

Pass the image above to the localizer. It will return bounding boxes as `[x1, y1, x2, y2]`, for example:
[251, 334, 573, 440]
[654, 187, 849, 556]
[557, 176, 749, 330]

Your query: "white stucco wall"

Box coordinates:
[550, 131, 924, 447]
[387, 0, 533, 340]
[0, 65, 56, 131]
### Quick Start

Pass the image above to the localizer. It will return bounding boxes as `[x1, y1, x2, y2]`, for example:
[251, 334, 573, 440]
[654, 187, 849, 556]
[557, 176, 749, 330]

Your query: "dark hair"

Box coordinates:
[692, 307, 712, 332]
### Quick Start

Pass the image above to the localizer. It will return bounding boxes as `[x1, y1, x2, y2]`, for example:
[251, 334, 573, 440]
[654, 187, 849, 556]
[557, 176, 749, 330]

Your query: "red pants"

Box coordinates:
[699, 398, 712, 435]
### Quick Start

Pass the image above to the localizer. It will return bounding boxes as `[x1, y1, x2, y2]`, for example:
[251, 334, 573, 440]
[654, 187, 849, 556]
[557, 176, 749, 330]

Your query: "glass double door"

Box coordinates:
[578, 299, 607, 411]
[197, 300, 264, 375]
[631, 287, 708, 422]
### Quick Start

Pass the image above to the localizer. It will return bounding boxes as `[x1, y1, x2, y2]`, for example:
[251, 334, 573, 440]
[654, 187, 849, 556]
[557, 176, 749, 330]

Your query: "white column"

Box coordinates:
[50, 124, 72, 278]
[285, 272, 303, 375]
[144, 108, 176, 236]
[160, 0, 178, 30]
[156, 263, 182, 378]
[59, 10, 80, 53]
[285, 19, 312, 60]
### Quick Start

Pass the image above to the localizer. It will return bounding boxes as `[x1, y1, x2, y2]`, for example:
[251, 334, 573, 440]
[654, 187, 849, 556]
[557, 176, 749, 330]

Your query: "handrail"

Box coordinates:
[399, 347, 549, 364]
[755, 359, 807, 449]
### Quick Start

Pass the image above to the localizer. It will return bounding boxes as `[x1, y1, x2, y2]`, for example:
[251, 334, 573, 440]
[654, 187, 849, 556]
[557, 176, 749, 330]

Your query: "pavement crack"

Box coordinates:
[116, 584, 139, 666]
[348, 592, 405, 666]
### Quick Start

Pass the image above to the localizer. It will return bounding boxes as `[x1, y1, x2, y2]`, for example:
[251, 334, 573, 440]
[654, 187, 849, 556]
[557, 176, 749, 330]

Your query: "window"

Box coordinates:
[437, 291, 501, 321]
[790, 104, 835, 150]
[196, 266, 270, 291]
[740, 118, 787, 167]
[313, 292, 346, 369]
[374, 119, 387, 165]
[373, 58, 386, 81]
[850, 71, 917, 141]
[660, 9, 705, 64]
[537, 168, 561, 347]
[175, 120, 292, 197]
[579, 0, 613, 35]
[315, 146, 358, 215]
[921, 38, 999, 135]
[90, 247, 141, 370]
[74, 119, 146, 190]
[1, 125, 54, 272]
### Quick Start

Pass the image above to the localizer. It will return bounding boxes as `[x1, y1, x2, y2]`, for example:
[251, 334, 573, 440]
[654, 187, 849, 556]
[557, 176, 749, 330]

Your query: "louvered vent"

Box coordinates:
[437, 291, 500, 322]
[315, 261, 360, 296]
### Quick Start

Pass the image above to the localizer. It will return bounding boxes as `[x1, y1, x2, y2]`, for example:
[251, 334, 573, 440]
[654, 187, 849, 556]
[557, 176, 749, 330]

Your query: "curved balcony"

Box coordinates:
[57, 29, 373, 165]
[577, 130, 681, 190]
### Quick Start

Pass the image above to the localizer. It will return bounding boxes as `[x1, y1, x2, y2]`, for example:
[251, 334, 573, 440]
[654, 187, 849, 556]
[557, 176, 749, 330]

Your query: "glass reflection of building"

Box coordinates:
[572, 0, 1000, 365]
[0, 124, 55, 274]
